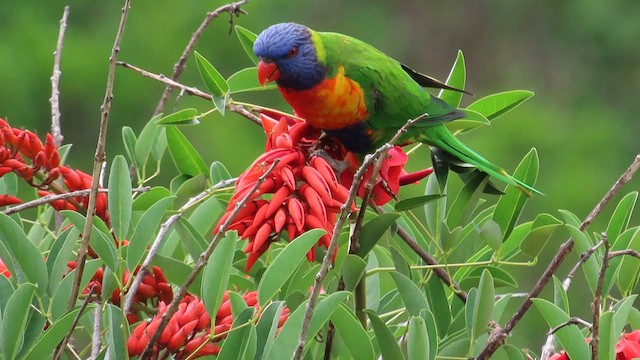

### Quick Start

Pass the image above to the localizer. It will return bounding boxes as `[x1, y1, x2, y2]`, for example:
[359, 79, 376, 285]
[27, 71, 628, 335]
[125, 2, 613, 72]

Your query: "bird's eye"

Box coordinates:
[287, 47, 298, 58]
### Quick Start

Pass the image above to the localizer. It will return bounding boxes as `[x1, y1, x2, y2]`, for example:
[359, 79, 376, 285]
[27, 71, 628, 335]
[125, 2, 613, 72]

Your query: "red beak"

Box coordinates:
[257, 60, 280, 86]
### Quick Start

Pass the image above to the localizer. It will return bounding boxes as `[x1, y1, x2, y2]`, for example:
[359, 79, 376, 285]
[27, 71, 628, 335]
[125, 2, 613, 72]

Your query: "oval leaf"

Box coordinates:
[156, 108, 200, 125]
[439, 50, 466, 107]
[467, 90, 534, 121]
[194, 51, 229, 114]
[531, 298, 591, 360]
[108, 155, 132, 241]
[258, 229, 324, 306]
[366, 310, 404, 360]
[2, 283, 36, 360]
[356, 212, 400, 257]
[202, 231, 237, 322]
[235, 25, 258, 65]
[166, 126, 208, 177]
[407, 316, 429, 360]
[389, 271, 429, 316]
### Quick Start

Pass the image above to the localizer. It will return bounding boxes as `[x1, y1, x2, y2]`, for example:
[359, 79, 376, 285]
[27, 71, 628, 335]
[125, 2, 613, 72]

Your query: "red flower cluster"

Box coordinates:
[127, 290, 289, 359]
[0, 118, 109, 223]
[216, 114, 352, 270]
[215, 113, 431, 270]
[67, 262, 172, 323]
[549, 330, 640, 360]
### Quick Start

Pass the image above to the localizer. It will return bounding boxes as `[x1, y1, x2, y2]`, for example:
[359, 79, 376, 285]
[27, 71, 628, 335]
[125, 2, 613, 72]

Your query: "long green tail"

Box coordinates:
[421, 125, 542, 197]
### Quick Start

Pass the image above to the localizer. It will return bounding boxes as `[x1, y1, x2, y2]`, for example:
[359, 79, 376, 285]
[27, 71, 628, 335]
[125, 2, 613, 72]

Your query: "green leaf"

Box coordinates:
[108, 155, 132, 241]
[466, 90, 534, 121]
[424, 175, 447, 240]
[254, 301, 285, 360]
[152, 254, 202, 295]
[134, 114, 162, 170]
[340, 255, 367, 291]
[604, 227, 640, 296]
[422, 310, 438, 360]
[389, 271, 429, 316]
[566, 224, 599, 294]
[228, 67, 276, 93]
[459, 266, 517, 290]
[166, 126, 209, 177]
[61, 211, 118, 272]
[49, 259, 102, 320]
[173, 173, 207, 196]
[156, 108, 200, 125]
[175, 218, 207, 260]
[611, 295, 638, 338]
[447, 171, 489, 228]
[480, 219, 502, 252]
[597, 311, 616, 360]
[607, 191, 638, 243]
[331, 304, 375, 360]
[121, 126, 139, 170]
[552, 276, 570, 313]
[366, 310, 404, 360]
[266, 293, 349, 360]
[194, 51, 229, 114]
[492, 148, 539, 239]
[531, 298, 590, 360]
[445, 109, 491, 134]
[258, 229, 324, 306]
[395, 194, 443, 212]
[356, 212, 400, 257]
[520, 213, 563, 257]
[0, 172, 18, 196]
[407, 315, 429, 360]
[132, 186, 172, 211]
[46, 227, 79, 295]
[202, 232, 237, 324]
[471, 269, 495, 339]
[210, 161, 232, 185]
[105, 304, 127, 360]
[1, 282, 36, 360]
[439, 50, 466, 107]
[235, 25, 258, 65]
[617, 228, 640, 294]
[126, 196, 174, 272]
[22, 305, 91, 360]
[425, 276, 451, 337]
[217, 308, 255, 360]
[0, 213, 48, 296]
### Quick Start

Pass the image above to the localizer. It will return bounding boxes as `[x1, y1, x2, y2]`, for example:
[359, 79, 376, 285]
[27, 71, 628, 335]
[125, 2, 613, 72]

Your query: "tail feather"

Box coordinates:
[421, 125, 542, 197]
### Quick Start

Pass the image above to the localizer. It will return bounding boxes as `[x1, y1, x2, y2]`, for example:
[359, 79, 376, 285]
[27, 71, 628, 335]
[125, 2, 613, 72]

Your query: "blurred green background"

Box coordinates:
[1, 0, 639, 353]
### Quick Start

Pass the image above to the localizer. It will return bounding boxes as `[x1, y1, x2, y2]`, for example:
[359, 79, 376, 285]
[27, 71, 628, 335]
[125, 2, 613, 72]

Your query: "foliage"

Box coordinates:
[0, 3, 638, 360]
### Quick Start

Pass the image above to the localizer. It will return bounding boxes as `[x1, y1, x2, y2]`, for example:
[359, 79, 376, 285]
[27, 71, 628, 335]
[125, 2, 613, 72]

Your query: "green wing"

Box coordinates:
[316, 31, 463, 132]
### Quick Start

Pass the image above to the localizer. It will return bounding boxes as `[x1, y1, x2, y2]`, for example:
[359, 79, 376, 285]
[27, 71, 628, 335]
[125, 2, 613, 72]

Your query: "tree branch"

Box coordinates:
[477, 154, 640, 359]
[50, 5, 69, 147]
[591, 232, 609, 360]
[67, 0, 132, 311]
[152, 0, 250, 116]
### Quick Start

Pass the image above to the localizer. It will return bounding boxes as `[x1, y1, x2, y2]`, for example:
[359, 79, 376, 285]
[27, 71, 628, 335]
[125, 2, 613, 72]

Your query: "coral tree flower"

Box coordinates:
[215, 113, 431, 270]
[127, 290, 289, 359]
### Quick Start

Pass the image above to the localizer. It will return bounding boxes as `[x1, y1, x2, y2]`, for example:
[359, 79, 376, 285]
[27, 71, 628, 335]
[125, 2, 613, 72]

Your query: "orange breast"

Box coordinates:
[279, 66, 369, 130]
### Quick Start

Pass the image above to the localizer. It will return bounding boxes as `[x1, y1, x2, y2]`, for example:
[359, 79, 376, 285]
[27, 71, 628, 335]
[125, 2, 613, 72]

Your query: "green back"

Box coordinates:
[314, 30, 460, 146]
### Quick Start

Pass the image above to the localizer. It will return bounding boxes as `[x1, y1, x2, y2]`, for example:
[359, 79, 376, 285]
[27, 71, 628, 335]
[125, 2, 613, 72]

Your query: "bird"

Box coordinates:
[253, 22, 539, 196]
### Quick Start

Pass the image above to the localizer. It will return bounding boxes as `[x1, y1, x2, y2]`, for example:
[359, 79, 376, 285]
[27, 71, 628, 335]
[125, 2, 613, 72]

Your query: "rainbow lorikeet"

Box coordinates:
[253, 22, 539, 196]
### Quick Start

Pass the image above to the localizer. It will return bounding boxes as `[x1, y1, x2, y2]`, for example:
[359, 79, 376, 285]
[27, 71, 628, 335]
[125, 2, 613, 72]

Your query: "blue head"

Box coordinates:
[254, 23, 326, 90]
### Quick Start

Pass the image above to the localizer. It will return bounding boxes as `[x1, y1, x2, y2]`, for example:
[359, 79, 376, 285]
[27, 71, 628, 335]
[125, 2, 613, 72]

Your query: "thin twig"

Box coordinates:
[547, 317, 592, 336]
[50, 5, 69, 147]
[591, 232, 609, 360]
[67, 0, 132, 311]
[477, 154, 640, 360]
[122, 177, 237, 315]
[137, 168, 270, 359]
[562, 240, 604, 291]
[54, 285, 97, 360]
[608, 248, 640, 259]
[118, 61, 261, 124]
[293, 116, 423, 360]
[152, 0, 250, 116]
[2, 187, 150, 216]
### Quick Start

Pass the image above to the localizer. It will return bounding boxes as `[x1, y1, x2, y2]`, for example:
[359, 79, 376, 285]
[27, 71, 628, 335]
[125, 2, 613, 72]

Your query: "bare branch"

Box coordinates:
[591, 232, 610, 360]
[50, 5, 69, 147]
[477, 154, 640, 359]
[68, 0, 132, 311]
[54, 285, 97, 360]
[2, 187, 150, 216]
[91, 304, 103, 359]
[118, 61, 261, 125]
[609, 248, 640, 260]
[562, 240, 604, 291]
[152, 0, 250, 116]
[547, 317, 592, 336]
